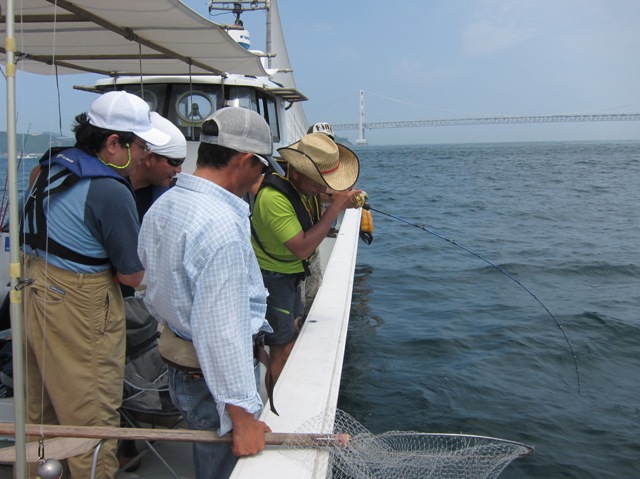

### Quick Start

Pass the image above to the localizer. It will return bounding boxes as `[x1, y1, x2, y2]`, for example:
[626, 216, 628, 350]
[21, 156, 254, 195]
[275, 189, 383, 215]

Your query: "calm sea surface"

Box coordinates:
[340, 141, 640, 478]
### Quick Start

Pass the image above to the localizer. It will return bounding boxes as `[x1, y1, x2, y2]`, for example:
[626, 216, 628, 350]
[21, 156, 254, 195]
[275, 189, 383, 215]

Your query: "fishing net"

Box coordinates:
[281, 409, 533, 479]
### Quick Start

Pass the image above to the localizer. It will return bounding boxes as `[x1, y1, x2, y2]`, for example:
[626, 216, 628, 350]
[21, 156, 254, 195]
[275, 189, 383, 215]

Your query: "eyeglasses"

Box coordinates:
[132, 140, 150, 152]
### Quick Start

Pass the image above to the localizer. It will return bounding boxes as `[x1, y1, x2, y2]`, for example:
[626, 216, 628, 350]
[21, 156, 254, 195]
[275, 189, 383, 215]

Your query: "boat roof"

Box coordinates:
[0, 0, 268, 77]
[82, 74, 308, 103]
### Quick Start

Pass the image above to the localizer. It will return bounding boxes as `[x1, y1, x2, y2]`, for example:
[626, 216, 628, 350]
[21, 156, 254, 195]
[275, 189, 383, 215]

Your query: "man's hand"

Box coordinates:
[327, 188, 363, 212]
[227, 404, 272, 457]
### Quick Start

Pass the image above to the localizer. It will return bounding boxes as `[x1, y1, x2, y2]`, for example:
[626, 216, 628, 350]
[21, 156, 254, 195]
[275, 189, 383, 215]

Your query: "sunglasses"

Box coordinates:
[165, 157, 185, 167]
[153, 153, 184, 167]
[253, 155, 270, 174]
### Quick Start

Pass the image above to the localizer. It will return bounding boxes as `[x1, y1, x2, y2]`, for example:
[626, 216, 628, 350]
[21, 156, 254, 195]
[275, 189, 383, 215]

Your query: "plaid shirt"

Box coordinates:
[138, 173, 270, 435]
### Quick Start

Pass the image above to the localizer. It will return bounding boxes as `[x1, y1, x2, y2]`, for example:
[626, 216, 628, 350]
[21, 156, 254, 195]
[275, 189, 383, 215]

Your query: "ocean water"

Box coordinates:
[340, 141, 640, 478]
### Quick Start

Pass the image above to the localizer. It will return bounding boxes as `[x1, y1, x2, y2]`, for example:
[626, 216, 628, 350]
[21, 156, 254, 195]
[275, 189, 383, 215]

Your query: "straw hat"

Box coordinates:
[277, 133, 359, 191]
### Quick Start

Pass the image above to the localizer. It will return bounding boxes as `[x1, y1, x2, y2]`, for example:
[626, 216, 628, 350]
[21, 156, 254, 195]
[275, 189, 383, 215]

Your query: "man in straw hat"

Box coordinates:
[20, 90, 170, 478]
[251, 132, 363, 384]
[300, 122, 335, 319]
[139, 107, 278, 478]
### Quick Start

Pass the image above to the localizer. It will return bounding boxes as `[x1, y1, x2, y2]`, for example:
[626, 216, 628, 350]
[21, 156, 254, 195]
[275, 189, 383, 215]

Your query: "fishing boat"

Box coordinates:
[1, 1, 361, 477]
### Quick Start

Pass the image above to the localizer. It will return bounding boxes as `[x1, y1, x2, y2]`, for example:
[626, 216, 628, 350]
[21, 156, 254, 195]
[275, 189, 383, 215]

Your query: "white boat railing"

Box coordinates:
[231, 209, 361, 479]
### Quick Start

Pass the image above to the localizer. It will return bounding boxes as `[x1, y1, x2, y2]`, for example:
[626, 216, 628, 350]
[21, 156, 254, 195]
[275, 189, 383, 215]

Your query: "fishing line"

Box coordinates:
[366, 205, 581, 394]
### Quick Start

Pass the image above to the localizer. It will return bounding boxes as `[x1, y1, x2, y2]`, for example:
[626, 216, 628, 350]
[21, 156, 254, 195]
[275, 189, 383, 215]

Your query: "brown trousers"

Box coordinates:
[22, 255, 125, 479]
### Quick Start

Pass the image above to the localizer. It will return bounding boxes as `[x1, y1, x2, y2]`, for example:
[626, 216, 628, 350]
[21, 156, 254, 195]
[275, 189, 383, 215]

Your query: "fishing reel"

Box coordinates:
[354, 191, 374, 245]
[351, 191, 368, 208]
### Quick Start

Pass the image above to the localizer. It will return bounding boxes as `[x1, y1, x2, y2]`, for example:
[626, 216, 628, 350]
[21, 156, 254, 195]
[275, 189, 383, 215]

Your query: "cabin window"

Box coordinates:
[120, 84, 167, 117]
[225, 86, 258, 112]
[225, 87, 281, 144]
[264, 96, 280, 143]
[172, 85, 221, 141]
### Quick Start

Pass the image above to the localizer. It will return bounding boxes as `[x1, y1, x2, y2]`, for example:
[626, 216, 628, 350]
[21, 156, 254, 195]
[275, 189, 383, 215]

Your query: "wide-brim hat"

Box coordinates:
[277, 133, 359, 191]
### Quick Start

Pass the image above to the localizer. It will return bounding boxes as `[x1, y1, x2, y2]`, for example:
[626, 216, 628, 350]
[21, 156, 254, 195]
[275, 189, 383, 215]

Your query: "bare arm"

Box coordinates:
[116, 270, 144, 288]
[284, 189, 361, 260]
[227, 404, 272, 457]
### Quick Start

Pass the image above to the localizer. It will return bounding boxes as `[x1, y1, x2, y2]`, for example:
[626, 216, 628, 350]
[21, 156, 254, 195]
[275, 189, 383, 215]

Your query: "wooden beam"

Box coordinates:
[0, 423, 349, 447]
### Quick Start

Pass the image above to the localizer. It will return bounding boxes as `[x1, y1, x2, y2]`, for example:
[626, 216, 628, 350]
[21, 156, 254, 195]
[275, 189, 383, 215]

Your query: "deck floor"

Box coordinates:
[0, 439, 195, 478]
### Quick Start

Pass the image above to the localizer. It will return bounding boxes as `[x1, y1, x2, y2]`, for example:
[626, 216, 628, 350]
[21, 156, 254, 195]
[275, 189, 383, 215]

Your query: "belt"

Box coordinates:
[160, 329, 278, 416]
[163, 357, 202, 374]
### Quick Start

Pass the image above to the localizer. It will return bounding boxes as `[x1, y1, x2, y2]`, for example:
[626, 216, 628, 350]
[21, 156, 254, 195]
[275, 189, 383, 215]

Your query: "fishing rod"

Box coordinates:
[365, 204, 581, 394]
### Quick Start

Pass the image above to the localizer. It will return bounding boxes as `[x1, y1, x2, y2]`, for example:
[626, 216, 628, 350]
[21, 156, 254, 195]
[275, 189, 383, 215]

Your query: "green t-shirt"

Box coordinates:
[251, 185, 306, 274]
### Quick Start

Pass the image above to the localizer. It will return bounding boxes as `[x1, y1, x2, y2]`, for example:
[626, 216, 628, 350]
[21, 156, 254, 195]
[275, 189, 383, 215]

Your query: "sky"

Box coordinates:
[2, 0, 640, 145]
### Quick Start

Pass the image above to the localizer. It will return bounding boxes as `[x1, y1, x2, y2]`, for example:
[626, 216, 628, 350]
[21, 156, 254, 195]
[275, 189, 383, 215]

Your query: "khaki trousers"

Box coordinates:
[22, 256, 125, 479]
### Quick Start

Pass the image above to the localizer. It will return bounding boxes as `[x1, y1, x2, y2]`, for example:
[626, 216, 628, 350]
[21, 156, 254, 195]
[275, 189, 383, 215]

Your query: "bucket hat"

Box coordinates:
[87, 91, 170, 146]
[277, 133, 359, 191]
[200, 107, 284, 175]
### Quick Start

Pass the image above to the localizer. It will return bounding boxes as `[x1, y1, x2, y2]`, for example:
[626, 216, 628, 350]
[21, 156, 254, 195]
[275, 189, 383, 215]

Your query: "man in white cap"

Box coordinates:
[129, 112, 188, 221]
[251, 132, 362, 384]
[20, 90, 169, 478]
[139, 107, 279, 479]
[307, 121, 335, 138]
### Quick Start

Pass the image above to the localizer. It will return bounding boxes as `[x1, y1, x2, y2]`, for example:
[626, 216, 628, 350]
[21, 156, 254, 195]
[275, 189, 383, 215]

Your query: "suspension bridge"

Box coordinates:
[331, 91, 640, 144]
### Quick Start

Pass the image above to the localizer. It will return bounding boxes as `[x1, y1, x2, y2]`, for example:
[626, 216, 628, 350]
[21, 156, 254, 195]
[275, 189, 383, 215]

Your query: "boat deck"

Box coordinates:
[0, 209, 361, 479]
[0, 439, 194, 478]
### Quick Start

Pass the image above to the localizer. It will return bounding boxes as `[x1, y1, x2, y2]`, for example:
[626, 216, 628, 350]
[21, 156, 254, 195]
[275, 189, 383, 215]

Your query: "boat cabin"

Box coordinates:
[81, 74, 307, 173]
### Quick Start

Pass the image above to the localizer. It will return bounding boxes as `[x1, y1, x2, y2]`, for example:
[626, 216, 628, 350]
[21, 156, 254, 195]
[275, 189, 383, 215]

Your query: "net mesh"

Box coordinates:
[281, 409, 533, 479]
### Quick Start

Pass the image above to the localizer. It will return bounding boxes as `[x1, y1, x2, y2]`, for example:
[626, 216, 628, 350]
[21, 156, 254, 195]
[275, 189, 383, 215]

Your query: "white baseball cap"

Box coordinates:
[87, 91, 170, 146]
[148, 112, 187, 159]
[307, 122, 334, 139]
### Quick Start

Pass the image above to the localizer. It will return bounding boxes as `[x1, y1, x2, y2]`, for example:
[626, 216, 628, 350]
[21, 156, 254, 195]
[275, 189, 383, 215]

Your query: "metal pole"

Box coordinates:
[4, 0, 27, 476]
[266, 0, 272, 70]
[356, 89, 367, 145]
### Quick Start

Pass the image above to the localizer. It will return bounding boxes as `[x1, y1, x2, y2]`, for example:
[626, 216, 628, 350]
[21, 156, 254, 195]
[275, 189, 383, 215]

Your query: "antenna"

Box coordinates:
[208, 1, 271, 50]
[208, 1, 271, 19]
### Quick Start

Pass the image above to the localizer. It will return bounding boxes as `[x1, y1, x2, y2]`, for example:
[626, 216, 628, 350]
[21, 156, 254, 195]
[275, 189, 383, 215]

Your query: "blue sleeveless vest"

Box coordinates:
[21, 147, 134, 265]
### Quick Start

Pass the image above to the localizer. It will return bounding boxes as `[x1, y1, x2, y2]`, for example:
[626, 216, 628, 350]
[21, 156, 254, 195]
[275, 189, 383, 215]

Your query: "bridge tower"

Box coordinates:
[356, 89, 368, 145]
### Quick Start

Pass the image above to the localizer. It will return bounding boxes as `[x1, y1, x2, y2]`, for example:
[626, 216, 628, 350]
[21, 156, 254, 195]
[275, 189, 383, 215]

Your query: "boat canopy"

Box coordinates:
[0, 0, 268, 77]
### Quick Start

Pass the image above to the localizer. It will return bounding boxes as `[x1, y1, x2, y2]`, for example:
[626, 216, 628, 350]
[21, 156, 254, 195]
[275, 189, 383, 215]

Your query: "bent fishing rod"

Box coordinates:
[364, 204, 581, 394]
